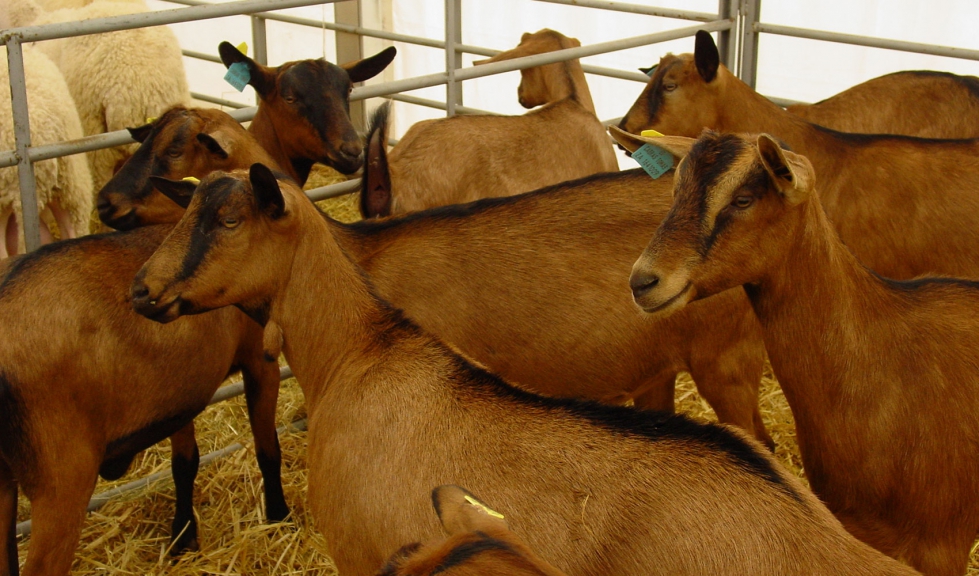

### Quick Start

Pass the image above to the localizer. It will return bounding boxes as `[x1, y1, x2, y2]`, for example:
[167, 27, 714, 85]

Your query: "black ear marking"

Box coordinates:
[150, 176, 197, 209]
[694, 30, 720, 83]
[196, 133, 229, 159]
[249, 163, 285, 219]
[343, 46, 397, 83]
[128, 123, 154, 143]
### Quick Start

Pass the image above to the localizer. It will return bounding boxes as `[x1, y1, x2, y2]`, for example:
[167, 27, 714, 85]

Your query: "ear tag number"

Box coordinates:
[224, 62, 250, 92]
[464, 495, 505, 519]
[632, 144, 673, 179]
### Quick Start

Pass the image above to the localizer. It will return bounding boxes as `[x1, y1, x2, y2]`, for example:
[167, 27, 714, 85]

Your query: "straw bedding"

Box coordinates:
[12, 167, 979, 573]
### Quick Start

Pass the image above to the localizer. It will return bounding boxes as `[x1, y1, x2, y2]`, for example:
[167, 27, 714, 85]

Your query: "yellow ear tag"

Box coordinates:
[236, 42, 248, 55]
[181, 177, 200, 184]
[145, 117, 157, 124]
[464, 495, 505, 519]
[641, 129, 665, 138]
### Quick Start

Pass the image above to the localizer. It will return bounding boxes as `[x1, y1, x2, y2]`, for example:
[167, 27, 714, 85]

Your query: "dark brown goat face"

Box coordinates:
[609, 128, 815, 316]
[97, 107, 260, 230]
[376, 485, 566, 576]
[617, 30, 723, 138]
[219, 43, 397, 176]
[131, 164, 295, 324]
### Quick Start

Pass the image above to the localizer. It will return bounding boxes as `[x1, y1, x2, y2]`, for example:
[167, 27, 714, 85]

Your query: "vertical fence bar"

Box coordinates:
[6, 37, 42, 253]
[716, 0, 739, 73]
[251, 15, 268, 65]
[739, 0, 761, 88]
[336, 0, 366, 130]
[444, 0, 462, 116]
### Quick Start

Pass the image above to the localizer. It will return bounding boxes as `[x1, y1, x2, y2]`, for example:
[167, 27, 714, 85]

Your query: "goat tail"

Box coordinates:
[360, 101, 393, 218]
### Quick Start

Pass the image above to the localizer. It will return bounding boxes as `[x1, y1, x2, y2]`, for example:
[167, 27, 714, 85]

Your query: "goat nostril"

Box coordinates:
[629, 272, 659, 297]
[132, 283, 150, 302]
[340, 143, 362, 159]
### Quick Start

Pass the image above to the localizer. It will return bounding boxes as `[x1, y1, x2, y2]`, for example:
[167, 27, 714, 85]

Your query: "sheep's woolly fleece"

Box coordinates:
[5, 0, 191, 191]
[0, 45, 92, 255]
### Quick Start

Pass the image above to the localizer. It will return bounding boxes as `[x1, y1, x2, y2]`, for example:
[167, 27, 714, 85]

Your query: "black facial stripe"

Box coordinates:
[646, 59, 682, 123]
[683, 134, 750, 256]
[177, 177, 240, 281]
[283, 61, 354, 145]
[431, 535, 515, 574]
[703, 168, 769, 255]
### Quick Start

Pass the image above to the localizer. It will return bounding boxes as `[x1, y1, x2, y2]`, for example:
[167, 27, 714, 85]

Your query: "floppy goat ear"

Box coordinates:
[128, 122, 154, 143]
[607, 125, 695, 161]
[150, 176, 197, 209]
[249, 163, 286, 219]
[756, 134, 815, 206]
[196, 132, 230, 159]
[431, 485, 509, 536]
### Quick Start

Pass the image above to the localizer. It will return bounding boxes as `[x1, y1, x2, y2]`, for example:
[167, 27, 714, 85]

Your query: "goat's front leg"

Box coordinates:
[0, 460, 18, 576]
[169, 423, 200, 554]
[241, 358, 288, 523]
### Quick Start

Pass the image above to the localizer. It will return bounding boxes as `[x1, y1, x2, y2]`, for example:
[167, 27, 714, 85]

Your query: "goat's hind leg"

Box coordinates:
[241, 358, 288, 523]
[0, 460, 18, 576]
[169, 423, 200, 554]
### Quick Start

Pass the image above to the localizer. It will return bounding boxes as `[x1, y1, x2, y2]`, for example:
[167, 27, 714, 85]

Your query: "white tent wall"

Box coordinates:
[61, 0, 979, 171]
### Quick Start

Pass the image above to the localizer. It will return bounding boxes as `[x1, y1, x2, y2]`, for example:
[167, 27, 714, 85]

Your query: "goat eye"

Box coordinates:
[167, 149, 182, 158]
[222, 217, 240, 229]
[663, 83, 677, 92]
[732, 195, 754, 209]
[283, 94, 297, 104]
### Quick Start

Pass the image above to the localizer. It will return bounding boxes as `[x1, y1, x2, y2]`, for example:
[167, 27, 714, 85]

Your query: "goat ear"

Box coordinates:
[249, 163, 286, 219]
[218, 41, 275, 97]
[431, 485, 508, 536]
[150, 176, 196, 209]
[128, 123, 154, 143]
[694, 30, 720, 83]
[756, 134, 814, 205]
[343, 46, 397, 83]
[196, 132, 230, 159]
[608, 125, 694, 160]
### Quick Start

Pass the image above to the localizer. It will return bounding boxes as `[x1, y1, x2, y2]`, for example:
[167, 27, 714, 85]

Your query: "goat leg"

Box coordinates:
[241, 359, 288, 523]
[169, 423, 200, 554]
[0, 461, 17, 576]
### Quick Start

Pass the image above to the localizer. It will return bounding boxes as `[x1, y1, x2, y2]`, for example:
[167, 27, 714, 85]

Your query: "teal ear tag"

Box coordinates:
[632, 143, 674, 179]
[224, 62, 251, 92]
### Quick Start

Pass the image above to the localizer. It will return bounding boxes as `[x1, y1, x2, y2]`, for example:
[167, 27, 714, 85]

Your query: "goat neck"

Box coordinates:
[248, 105, 312, 186]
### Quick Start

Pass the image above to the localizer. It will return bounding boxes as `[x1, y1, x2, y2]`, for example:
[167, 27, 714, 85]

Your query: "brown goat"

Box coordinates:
[360, 29, 618, 218]
[375, 485, 567, 576]
[130, 165, 920, 576]
[619, 30, 979, 280]
[785, 71, 979, 138]
[0, 226, 286, 576]
[92, 107, 774, 448]
[217, 41, 396, 184]
[616, 128, 979, 576]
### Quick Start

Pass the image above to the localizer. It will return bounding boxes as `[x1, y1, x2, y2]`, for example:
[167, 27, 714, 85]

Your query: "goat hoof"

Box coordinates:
[169, 522, 199, 556]
[266, 502, 291, 524]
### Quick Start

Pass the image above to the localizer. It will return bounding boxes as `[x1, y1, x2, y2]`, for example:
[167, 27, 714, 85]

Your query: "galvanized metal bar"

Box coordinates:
[444, 0, 460, 117]
[6, 37, 42, 252]
[191, 92, 249, 109]
[756, 22, 979, 62]
[181, 48, 222, 63]
[336, 1, 367, 130]
[251, 15, 268, 65]
[0, 0, 340, 45]
[716, 0, 739, 71]
[739, 0, 761, 88]
[389, 93, 497, 115]
[306, 178, 361, 201]
[531, 0, 718, 22]
[15, 416, 307, 537]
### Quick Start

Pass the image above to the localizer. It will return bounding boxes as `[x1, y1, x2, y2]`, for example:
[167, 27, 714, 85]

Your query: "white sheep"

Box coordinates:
[3, 0, 191, 191]
[0, 46, 93, 258]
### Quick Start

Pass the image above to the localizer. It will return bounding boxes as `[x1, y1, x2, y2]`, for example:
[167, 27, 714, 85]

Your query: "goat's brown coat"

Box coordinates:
[361, 29, 618, 217]
[94, 107, 773, 447]
[786, 71, 979, 138]
[129, 166, 920, 576]
[619, 128, 979, 576]
[375, 485, 568, 576]
[0, 227, 285, 576]
[618, 31, 979, 280]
